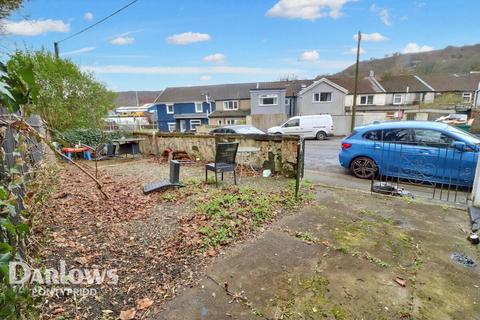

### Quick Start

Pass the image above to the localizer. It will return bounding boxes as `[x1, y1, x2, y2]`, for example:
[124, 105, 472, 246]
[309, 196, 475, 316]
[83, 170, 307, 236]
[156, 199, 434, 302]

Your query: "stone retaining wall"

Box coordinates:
[133, 132, 300, 177]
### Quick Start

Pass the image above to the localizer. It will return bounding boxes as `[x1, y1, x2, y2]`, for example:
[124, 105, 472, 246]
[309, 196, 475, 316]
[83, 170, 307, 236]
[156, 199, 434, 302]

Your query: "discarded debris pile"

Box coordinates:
[371, 182, 414, 198]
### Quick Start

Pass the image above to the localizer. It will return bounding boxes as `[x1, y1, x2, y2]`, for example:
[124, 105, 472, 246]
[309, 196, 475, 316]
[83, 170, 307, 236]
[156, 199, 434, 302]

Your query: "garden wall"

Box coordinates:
[133, 132, 300, 177]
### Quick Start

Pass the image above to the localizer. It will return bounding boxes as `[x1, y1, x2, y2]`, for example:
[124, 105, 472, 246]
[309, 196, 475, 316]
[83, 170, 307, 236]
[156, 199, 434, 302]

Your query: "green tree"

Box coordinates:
[6, 50, 115, 131]
[0, 0, 23, 21]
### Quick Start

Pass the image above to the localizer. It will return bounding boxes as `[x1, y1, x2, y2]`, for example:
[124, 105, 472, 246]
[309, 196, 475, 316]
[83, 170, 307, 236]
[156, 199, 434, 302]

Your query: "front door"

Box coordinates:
[180, 120, 186, 132]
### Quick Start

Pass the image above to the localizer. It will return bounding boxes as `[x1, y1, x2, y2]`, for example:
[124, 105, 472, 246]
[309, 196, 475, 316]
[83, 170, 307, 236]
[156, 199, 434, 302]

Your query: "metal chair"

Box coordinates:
[205, 142, 239, 187]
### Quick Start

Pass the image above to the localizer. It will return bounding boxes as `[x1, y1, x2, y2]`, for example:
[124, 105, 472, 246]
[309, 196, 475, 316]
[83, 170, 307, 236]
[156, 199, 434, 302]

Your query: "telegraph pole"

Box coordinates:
[350, 31, 362, 132]
[54, 42, 60, 58]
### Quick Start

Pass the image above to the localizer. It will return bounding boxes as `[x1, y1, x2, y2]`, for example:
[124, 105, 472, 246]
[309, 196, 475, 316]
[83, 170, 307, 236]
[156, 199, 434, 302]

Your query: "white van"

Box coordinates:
[267, 115, 334, 140]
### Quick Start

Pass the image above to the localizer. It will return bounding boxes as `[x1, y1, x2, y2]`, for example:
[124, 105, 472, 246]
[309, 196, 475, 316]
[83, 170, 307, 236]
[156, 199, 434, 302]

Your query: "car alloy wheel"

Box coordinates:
[316, 131, 326, 140]
[350, 157, 376, 179]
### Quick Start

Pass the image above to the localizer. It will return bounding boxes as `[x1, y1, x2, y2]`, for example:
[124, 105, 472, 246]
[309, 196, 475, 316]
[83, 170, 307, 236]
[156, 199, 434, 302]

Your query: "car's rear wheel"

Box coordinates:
[350, 157, 376, 179]
[316, 131, 326, 140]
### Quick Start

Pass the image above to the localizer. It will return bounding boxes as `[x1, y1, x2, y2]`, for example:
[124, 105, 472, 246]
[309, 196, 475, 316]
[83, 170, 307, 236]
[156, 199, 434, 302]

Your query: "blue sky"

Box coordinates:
[1, 0, 479, 91]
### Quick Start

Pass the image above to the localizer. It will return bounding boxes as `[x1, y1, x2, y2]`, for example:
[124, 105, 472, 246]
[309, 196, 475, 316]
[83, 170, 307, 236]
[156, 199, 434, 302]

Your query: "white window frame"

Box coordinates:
[463, 92, 472, 103]
[359, 95, 374, 105]
[166, 104, 174, 114]
[285, 98, 290, 105]
[195, 102, 203, 113]
[167, 122, 176, 132]
[217, 120, 222, 126]
[393, 94, 403, 105]
[190, 119, 202, 131]
[313, 92, 332, 103]
[259, 94, 278, 106]
[226, 119, 238, 125]
[223, 100, 239, 110]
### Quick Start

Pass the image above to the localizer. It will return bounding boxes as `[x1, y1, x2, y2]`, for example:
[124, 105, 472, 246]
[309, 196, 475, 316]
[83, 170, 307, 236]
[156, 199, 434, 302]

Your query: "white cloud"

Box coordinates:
[379, 9, 391, 26]
[199, 75, 212, 81]
[344, 47, 366, 55]
[298, 50, 320, 62]
[370, 4, 391, 26]
[354, 32, 389, 42]
[61, 46, 96, 56]
[84, 12, 94, 21]
[266, 0, 350, 20]
[203, 53, 225, 64]
[167, 32, 211, 45]
[110, 36, 135, 45]
[1, 19, 70, 36]
[401, 43, 434, 54]
[81, 65, 301, 76]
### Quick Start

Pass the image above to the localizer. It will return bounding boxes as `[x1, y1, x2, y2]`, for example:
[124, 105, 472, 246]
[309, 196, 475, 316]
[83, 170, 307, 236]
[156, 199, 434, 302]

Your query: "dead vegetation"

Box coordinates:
[32, 161, 312, 319]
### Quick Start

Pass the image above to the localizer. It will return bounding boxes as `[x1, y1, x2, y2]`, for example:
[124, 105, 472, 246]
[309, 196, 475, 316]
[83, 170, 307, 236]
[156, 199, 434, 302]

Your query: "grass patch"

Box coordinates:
[332, 208, 421, 271]
[193, 180, 314, 251]
[272, 272, 349, 320]
[294, 231, 318, 243]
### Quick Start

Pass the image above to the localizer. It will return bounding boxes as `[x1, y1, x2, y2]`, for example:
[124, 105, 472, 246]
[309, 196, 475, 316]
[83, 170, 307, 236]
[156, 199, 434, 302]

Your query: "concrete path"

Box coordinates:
[156, 187, 480, 319]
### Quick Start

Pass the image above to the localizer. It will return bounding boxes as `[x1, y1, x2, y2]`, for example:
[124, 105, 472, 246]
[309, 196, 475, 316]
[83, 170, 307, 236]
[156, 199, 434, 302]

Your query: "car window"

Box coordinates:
[447, 125, 480, 145]
[283, 119, 299, 128]
[413, 129, 453, 148]
[383, 128, 411, 143]
[236, 127, 264, 134]
[363, 130, 382, 141]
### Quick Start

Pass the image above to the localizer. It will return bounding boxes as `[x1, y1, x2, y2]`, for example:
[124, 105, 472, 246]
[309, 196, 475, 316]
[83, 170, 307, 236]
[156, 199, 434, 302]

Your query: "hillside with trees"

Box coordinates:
[336, 43, 480, 78]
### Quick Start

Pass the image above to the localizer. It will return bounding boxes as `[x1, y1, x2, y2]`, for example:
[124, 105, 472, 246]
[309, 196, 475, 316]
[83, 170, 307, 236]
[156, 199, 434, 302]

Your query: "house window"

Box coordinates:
[313, 92, 332, 102]
[463, 92, 472, 103]
[359, 95, 374, 105]
[166, 104, 174, 114]
[285, 98, 290, 105]
[223, 101, 239, 110]
[167, 123, 176, 132]
[190, 120, 202, 131]
[195, 103, 203, 113]
[217, 120, 222, 126]
[393, 94, 403, 105]
[259, 94, 278, 106]
[226, 119, 238, 125]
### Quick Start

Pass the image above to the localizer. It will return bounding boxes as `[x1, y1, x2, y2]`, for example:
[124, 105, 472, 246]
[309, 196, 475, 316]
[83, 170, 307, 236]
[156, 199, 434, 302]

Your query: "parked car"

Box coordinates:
[210, 125, 264, 134]
[267, 115, 334, 140]
[338, 121, 480, 187]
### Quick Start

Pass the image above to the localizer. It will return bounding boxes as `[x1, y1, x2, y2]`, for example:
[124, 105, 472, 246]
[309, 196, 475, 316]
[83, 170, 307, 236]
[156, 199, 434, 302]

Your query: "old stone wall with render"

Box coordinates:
[133, 132, 300, 177]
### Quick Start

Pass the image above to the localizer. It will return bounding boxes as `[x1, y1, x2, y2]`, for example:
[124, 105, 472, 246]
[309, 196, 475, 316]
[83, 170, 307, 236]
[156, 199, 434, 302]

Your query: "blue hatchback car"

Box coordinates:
[339, 121, 480, 187]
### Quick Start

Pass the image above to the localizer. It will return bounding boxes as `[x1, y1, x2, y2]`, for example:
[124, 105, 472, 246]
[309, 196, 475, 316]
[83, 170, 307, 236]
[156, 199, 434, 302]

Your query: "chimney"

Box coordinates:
[369, 70, 375, 77]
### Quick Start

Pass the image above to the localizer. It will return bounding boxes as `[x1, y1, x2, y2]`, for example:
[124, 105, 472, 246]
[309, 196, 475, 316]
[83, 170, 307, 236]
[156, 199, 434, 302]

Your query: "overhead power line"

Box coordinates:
[54, 0, 138, 57]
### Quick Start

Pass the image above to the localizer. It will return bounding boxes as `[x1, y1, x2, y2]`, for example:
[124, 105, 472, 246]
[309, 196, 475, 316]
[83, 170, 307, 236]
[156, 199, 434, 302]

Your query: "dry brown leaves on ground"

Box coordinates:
[33, 163, 301, 319]
[34, 165, 207, 319]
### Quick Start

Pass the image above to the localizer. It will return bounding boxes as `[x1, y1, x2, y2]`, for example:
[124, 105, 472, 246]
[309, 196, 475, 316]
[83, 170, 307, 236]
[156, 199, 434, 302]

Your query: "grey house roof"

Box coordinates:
[420, 74, 480, 92]
[208, 110, 250, 118]
[157, 83, 256, 103]
[114, 91, 162, 107]
[324, 76, 384, 94]
[156, 80, 316, 103]
[173, 113, 208, 119]
[378, 75, 433, 93]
